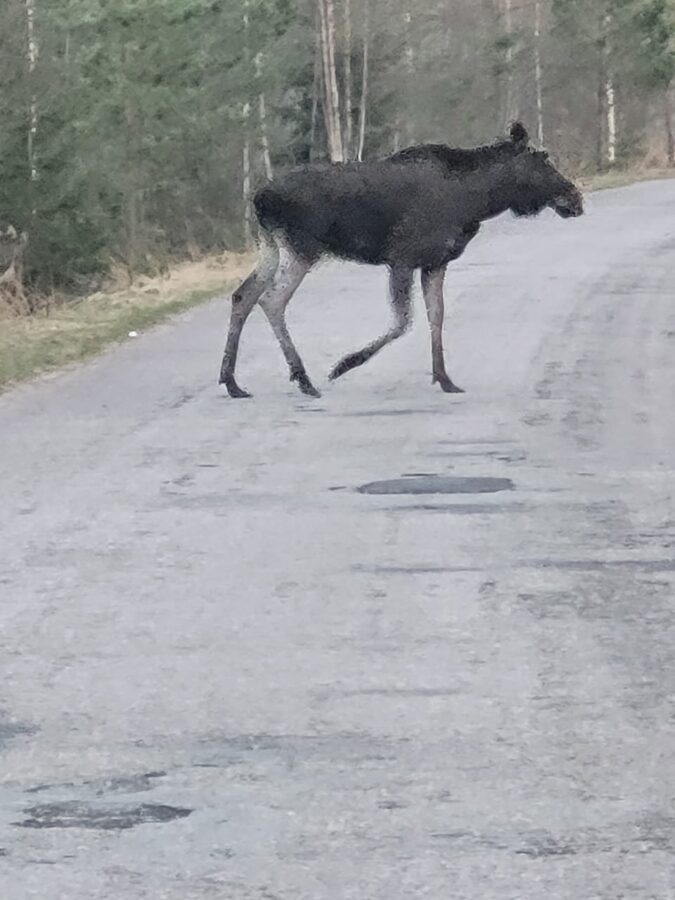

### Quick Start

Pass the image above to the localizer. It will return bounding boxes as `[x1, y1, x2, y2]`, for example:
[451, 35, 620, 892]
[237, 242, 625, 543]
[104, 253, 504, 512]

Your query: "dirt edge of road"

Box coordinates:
[0, 252, 253, 393]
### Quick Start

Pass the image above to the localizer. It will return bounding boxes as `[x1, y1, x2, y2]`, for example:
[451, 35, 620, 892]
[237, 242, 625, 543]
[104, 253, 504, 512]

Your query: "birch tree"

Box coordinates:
[356, 0, 369, 161]
[502, 0, 517, 125]
[604, 12, 618, 165]
[317, 0, 344, 161]
[256, 53, 274, 179]
[343, 0, 353, 157]
[533, 0, 545, 146]
[25, 0, 39, 193]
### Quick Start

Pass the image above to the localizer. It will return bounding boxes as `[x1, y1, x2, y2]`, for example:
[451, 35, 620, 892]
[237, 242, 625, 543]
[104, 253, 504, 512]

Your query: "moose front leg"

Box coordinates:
[420, 265, 464, 394]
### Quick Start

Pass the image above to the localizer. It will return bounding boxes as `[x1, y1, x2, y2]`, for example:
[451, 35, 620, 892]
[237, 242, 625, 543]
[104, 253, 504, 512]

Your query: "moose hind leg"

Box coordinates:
[329, 265, 414, 381]
[259, 250, 319, 398]
[219, 232, 279, 398]
[421, 265, 464, 394]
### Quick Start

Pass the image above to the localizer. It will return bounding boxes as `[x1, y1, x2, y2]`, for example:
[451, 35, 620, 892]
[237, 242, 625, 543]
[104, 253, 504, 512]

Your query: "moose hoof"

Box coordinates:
[328, 363, 346, 381]
[220, 375, 252, 399]
[435, 377, 465, 394]
[291, 370, 321, 398]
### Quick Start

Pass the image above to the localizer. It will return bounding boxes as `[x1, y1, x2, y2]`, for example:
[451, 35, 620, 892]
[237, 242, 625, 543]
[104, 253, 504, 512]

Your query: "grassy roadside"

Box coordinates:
[2, 166, 675, 393]
[578, 166, 675, 193]
[0, 253, 253, 392]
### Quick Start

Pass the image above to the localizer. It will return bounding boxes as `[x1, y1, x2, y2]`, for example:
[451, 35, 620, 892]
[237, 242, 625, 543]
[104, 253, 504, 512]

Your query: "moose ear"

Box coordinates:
[509, 122, 529, 151]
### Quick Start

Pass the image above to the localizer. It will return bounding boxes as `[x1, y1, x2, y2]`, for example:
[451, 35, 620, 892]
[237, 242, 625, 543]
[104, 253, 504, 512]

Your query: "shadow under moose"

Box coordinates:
[218, 122, 583, 400]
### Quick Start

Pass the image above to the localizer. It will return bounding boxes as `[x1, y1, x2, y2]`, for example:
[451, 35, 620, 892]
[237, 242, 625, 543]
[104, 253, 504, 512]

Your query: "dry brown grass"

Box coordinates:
[0, 251, 253, 391]
[578, 166, 675, 193]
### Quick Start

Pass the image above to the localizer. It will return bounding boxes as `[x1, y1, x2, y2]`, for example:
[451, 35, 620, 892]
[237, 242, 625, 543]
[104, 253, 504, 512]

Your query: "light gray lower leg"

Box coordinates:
[329, 266, 414, 381]
[219, 233, 279, 398]
[259, 252, 319, 397]
[421, 265, 464, 394]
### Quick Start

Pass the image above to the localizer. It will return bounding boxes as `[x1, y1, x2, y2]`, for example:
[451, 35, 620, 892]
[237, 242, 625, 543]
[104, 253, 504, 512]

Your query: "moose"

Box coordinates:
[219, 123, 583, 399]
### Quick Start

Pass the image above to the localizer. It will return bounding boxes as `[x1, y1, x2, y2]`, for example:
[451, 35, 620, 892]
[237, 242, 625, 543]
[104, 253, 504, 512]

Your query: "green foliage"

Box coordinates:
[632, 0, 675, 87]
[0, 0, 673, 295]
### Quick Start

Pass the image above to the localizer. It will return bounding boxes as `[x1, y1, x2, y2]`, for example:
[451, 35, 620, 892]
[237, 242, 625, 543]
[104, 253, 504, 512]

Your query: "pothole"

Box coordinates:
[356, 476, 514, 495]
[15, 801, 192, 831]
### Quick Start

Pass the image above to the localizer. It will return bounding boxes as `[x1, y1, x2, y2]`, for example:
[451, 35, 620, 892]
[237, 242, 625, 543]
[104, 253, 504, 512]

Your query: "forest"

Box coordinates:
[0, 0, 674, 303]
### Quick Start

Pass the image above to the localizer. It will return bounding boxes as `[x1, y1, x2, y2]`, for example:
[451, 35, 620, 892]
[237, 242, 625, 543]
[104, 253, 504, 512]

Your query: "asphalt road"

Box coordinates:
[1, 180, 675, 899]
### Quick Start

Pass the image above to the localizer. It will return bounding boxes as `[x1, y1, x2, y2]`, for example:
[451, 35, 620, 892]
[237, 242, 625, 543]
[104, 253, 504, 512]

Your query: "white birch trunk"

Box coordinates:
[317, 0, 343, 161]
[606, 76, 617, 164]
[255, 53, 273, 180]
[242, 2, 253, 245]
[356, 0, 369, 162]
[25, 0, 39, 188]
[343, 0, 353, 158]
[324, 0, 343, 161]
[310, 14, 321, 161]
[243, 114, 252, 248]
[503, 0, 515, 125]
[604, 14, 617, 165]
[402, 7, 414, 144]
[533, 0, 544, 147]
